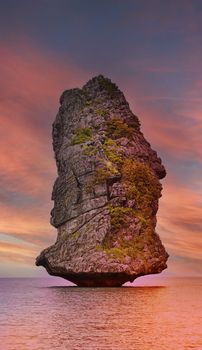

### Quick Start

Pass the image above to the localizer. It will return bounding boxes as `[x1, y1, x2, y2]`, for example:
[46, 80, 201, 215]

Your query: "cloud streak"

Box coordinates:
[158, 181, 202, 272]
[0, 241, 38, 265]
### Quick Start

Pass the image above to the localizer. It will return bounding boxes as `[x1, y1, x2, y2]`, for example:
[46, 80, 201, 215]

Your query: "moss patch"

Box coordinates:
[122, 159, 161, 216]
[104, 247, 126, 262]
[109, 206, 134, 230]
[102, 138, 123, 165]
[83, 144, 97, 156]
[101, 158, 161, 261]
[95, 162, 119, 184]
[95, 108, 108, 117]
[85, 162, 119, 194]
[95, 245, 103, 252]
[104, 227, 156, 262]
[103, 234, 147, 262]
[85, 100, 92, 106]
[71, 127, 92, 145]
[135, 213, 148, 231]
[70, 231, 80, 239]
[106, 117, 133, 139]
[119, 235, 144, 257]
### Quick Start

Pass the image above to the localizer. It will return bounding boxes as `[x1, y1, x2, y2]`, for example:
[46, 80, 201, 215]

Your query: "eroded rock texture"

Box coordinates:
[36, 75, 168, 286]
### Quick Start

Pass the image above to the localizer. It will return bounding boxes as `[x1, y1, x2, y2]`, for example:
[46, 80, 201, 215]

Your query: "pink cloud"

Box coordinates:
[158, 181, 202, 265]
[0, 241, 38, 265]
[0, 200, 54, 246]
[130, 101, 202, 163]
[0, 39, 89, 196]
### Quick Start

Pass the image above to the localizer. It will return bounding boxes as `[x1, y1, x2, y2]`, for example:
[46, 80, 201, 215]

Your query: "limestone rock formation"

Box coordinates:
[36, 75, 168, 286]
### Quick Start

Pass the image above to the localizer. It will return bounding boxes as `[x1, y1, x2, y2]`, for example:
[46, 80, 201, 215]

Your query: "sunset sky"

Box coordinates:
[0, 0, 202, 277]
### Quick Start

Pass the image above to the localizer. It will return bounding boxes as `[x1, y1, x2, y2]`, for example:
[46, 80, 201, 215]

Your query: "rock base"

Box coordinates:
[59, 272, 138, 287]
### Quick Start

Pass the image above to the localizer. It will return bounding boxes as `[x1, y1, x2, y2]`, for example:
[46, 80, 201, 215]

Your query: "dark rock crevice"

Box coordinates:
[71, 167, 83, 204]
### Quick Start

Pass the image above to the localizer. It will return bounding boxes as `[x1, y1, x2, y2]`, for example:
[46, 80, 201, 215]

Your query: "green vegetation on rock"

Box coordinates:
[104, 246, 126, 262]
[109, 205, 134, 230]
[85, 162, 119, 194]
[135, 213, 148, 231]
[100, 158, 161, 262]
[71, 127, 92, 145]
[104, 226, 156, 262]
[95, 108, 108, 117]
[84, 137, 121, 193]
[70, 231, 80, 239]
[85, 100, 92, 106]
[106, 117, 134, 139]
[102, 138, 123, 165]
[119, 235, 145, 257]
[122, 159, 161, 216]
[83, 144, 97, 156]
[95, 162, 119, 184]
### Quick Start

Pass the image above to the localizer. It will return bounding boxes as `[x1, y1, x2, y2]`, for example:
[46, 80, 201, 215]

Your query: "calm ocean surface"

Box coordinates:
[0, 277, 202, 350]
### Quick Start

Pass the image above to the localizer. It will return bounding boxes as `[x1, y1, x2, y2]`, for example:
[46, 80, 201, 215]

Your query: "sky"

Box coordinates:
[0, 0, 202, 277]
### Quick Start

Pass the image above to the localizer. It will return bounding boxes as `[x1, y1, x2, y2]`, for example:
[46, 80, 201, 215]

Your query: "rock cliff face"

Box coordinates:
[36, 75, 168, 286]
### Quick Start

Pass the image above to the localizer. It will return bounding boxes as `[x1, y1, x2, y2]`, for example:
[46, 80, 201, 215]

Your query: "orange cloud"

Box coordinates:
[0, 241, 38, 265]
[157, 180, 202, 265]
[0, 200, 55, 246]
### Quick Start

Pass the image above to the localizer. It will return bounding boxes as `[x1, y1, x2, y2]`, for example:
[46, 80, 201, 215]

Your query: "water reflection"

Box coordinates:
[1, 278, 202, 350]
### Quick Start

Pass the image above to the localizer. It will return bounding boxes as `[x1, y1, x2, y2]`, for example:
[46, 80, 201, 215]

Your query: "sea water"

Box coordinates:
[0, 277, 202, 350]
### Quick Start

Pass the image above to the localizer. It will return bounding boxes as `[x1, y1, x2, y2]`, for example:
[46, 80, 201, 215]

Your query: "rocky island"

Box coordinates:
[36, 75, 168, 286]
